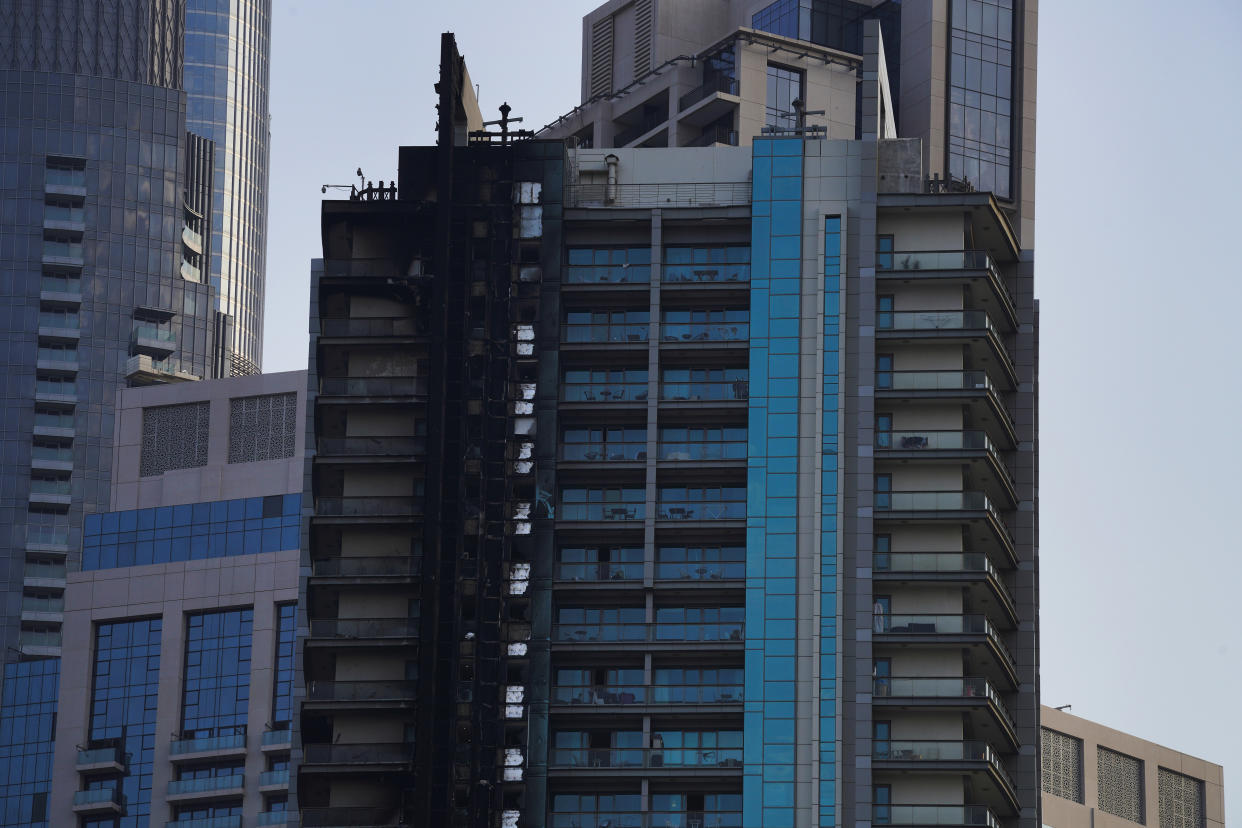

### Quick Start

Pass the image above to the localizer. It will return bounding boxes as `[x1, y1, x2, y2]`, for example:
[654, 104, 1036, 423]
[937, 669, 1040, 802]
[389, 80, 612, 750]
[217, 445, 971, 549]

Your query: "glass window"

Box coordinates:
[765, 64, 805, 131]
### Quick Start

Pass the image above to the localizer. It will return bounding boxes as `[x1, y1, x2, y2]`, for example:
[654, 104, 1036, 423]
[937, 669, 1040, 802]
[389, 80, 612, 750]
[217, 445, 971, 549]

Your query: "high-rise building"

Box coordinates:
[299, 13, 1037, 828]
[1040, 705, 1225, 828]
[0, 0, 273, 680]
[34, 371, 304, 828]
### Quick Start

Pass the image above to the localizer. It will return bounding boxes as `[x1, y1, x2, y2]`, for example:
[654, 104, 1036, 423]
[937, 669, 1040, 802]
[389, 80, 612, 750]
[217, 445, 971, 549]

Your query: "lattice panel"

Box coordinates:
[1041, 727, 1084, 803]
[140, 402, 210, 477]
[228, 393, 297, 464]
[1097, 746, 1145, 823]
[1159, 767, 1204, 828]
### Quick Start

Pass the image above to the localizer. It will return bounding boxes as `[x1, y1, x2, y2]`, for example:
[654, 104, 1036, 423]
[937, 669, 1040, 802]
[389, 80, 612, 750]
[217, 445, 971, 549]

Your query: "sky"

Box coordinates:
[265, 0, 1242, 814]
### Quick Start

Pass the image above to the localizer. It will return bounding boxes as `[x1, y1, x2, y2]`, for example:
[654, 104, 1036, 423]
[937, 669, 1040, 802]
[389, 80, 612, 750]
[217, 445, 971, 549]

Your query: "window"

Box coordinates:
[876, 235, 894, 270]
[752, 0, 799, 38]
[182, 609, 253, 739]
[875, 413, 893, 448]
[875, 474, 892, 510]
[766, 63, 805, 131]
[947, 0, 1016, 197]
[566, 246, 651, 284]
[873, 720, 891, 758]
[877, 294, 894, 329]
[876, 354, 893, 389]
[873, 594, 891, 633]
[874, 534, 891, 571]
[873, 658, 892, 697]
[874, 784, 892, 825]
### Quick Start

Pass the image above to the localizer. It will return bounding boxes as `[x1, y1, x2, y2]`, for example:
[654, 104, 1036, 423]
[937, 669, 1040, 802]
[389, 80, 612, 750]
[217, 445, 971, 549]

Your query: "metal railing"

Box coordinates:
[306, 680, 418, 702]
[319, 376, 428, 397]
[166, 774, 244, 795]
[309, 618, 420, 639]
[315, 497, 422, 517]
[614, 113, 669, 147]
[302, 742, 413, 764]
[321, 317, 424, 337]
[567, 182, 751, 209]
[686, 125, 739, 147]
[661, 323, 749, 342]
[170, 733, 245, 755]
[873, 804, 1000, 828]
[553, 622, 744, 643]
[549, 746, 743, 769]
[680, 74, 739, 109]
[312, 557, 422, 577]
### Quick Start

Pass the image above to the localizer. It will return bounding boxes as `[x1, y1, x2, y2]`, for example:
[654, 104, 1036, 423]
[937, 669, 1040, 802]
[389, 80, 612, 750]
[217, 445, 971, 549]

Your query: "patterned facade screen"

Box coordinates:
[1097, 746, 1144, 823]
[228, 392, 297, 463]
[1158, 767, 1205, 828]
[140, 401, 210, 477]
[1040, 727, 1084, 803]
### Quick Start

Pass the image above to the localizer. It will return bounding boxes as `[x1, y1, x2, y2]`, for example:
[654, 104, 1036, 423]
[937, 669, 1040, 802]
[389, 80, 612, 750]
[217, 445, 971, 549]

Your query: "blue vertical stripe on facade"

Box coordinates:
[820, 216, 843, 826]
[744, 137, 804, 828]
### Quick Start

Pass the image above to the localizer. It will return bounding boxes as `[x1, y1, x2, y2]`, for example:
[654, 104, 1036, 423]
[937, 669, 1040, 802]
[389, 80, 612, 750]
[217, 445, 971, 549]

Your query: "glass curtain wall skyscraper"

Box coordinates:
[184, 0, 273, 375]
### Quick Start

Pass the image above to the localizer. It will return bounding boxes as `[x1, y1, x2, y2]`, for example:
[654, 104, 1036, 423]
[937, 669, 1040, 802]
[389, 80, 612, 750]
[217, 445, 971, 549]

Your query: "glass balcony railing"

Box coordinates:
[170, 733, 245, 755]
[21, 596, 63, 613]
[259, 769, 289, 787]
[561, 442, 647, 462]
[34, 413, 74, 429]
[257, 812, 292, 826]
[661, 323, 749, 342]
[875, 490, 994, 512]
[655, 558, 745, 580]
[181, 225, 203, 251]
[679, 73, 739, 109]
[877, 309, 999, 336]
[564, 323, 650, 343]
[311, 556, 422, 577]
[873, 551, 994, 575]
[166, 775, 243, 796]
[46, 168, 86, 188]
[549, 813, 743, 828]
[166, 815, 242, 828]
[876, 614, 1015, 667]
[77, 746, 123, 767]
[658, 441, 746, 461]
[656, 501, 746, 520]
[29, 479, 70, 495]
[877, 249, 995, 274]
[261, 730, 292, 747]
[876, 430, 992, 451]
[309, 618, 420, 639]
[662, 263, 750, 284]
[27, 526, 69, 546]
[19, 630, 61, 648]
[553, 622, 744, 643]
[876, 370, 996, 392]
[314, 496, 422, 517]
[550, 684, 744, 705]
[565, 264, 652, 284]
[43, 240, 83, 259]
[132, 325, 177, 343]
[300, 808, 398, 827]
[41, 275, 81, 294]
[555, 561, 643, 581]
[321, 317, 423, 337]
[661, 381, 748, 402]
[549, 746, 743, 769]
[562, 382, 649, 402]
[26, 562, 68, 580]
[873, 804, 1001, 828]
[873, 741, 1014, 789]
[73, 788, 121, 807]
[306, 680, 418, 702]
[558, 502, 645, 522]
[31, 444, 73, 461]
[38, 313, 80, 329]
[873, 676, 1013, 727]
[317, 436, 426, 456]
[44, 204, 85, 223]
[650, 684, 743, 703]
[36, 348, 77, 363]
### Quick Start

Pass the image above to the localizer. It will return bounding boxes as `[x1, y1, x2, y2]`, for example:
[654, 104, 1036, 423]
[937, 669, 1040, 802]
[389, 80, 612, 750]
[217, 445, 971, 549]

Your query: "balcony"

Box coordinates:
[316, 436, 426, 459]
[552, 683, 743, 707]
[873, 804, 1002, 828]
[132, 325, 177, 356]
[875, 431, 1014, 503]
[558, 495, 646, 522]
[40, 275, 82, 305]
[321, 317, 424, 338]
[300, 807, 402, 827]
[566, 182, 751, 210]
[43, 239, 84, 267]
[166, 774, 244, 802]
[656, 498, 745, 522]
[72, 787, 123, 814]
[661, 322, 749, 343]
[680, 74, 739, 111]
[301, 742, 413, 771]
[614, 111, 669, 147]
[560, 441, 648, 464]
[257, 812, 293, 826]
[655, 556, 745, 582]
[564, 321, 650, 345]
[552, 621, 743, 645]
[550, 812, 741, 828]
[562, 380, 649, 404]
[125, 354, 199, 384]
[555, 560, 643, 582]
[18, 629, 61, 654]
[873, 676, 1017, 745]
[305, 680, 418, 707]
[873, 551, 1017, 627]
[877, 310, 1016, 386]
[877, 250, 1015, 328]
[564, 263, 652, 286]
[261, 729, 292, 751]
[259, 768, 290, 791]
[875, 614, 1017, 686]
[308, 618, 420, 644]
[169, 732, 246, 763]
[167, 816, 241, 828]
[318, 376, 428, 399]
[685, 125, 739, 147]
[314, 496, 422, 519]
[311, 556, 422, 580]
[875, 490, 1012, 550]
[659, 440, 746, 463]
[77, 745, 125, 774]
[873, 741, 1017, 812]
[661, 380, 748, 403]
[182, 224, 204, 254]
[662, 264, 750, 286]
[549, 746, 742, 771]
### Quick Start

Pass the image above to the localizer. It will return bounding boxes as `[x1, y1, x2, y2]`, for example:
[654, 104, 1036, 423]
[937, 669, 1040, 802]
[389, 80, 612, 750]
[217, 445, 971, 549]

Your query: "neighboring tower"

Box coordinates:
[184, 0, 274, 375]
[46, 371, 305, 828]
[0, 0, 219, 680]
